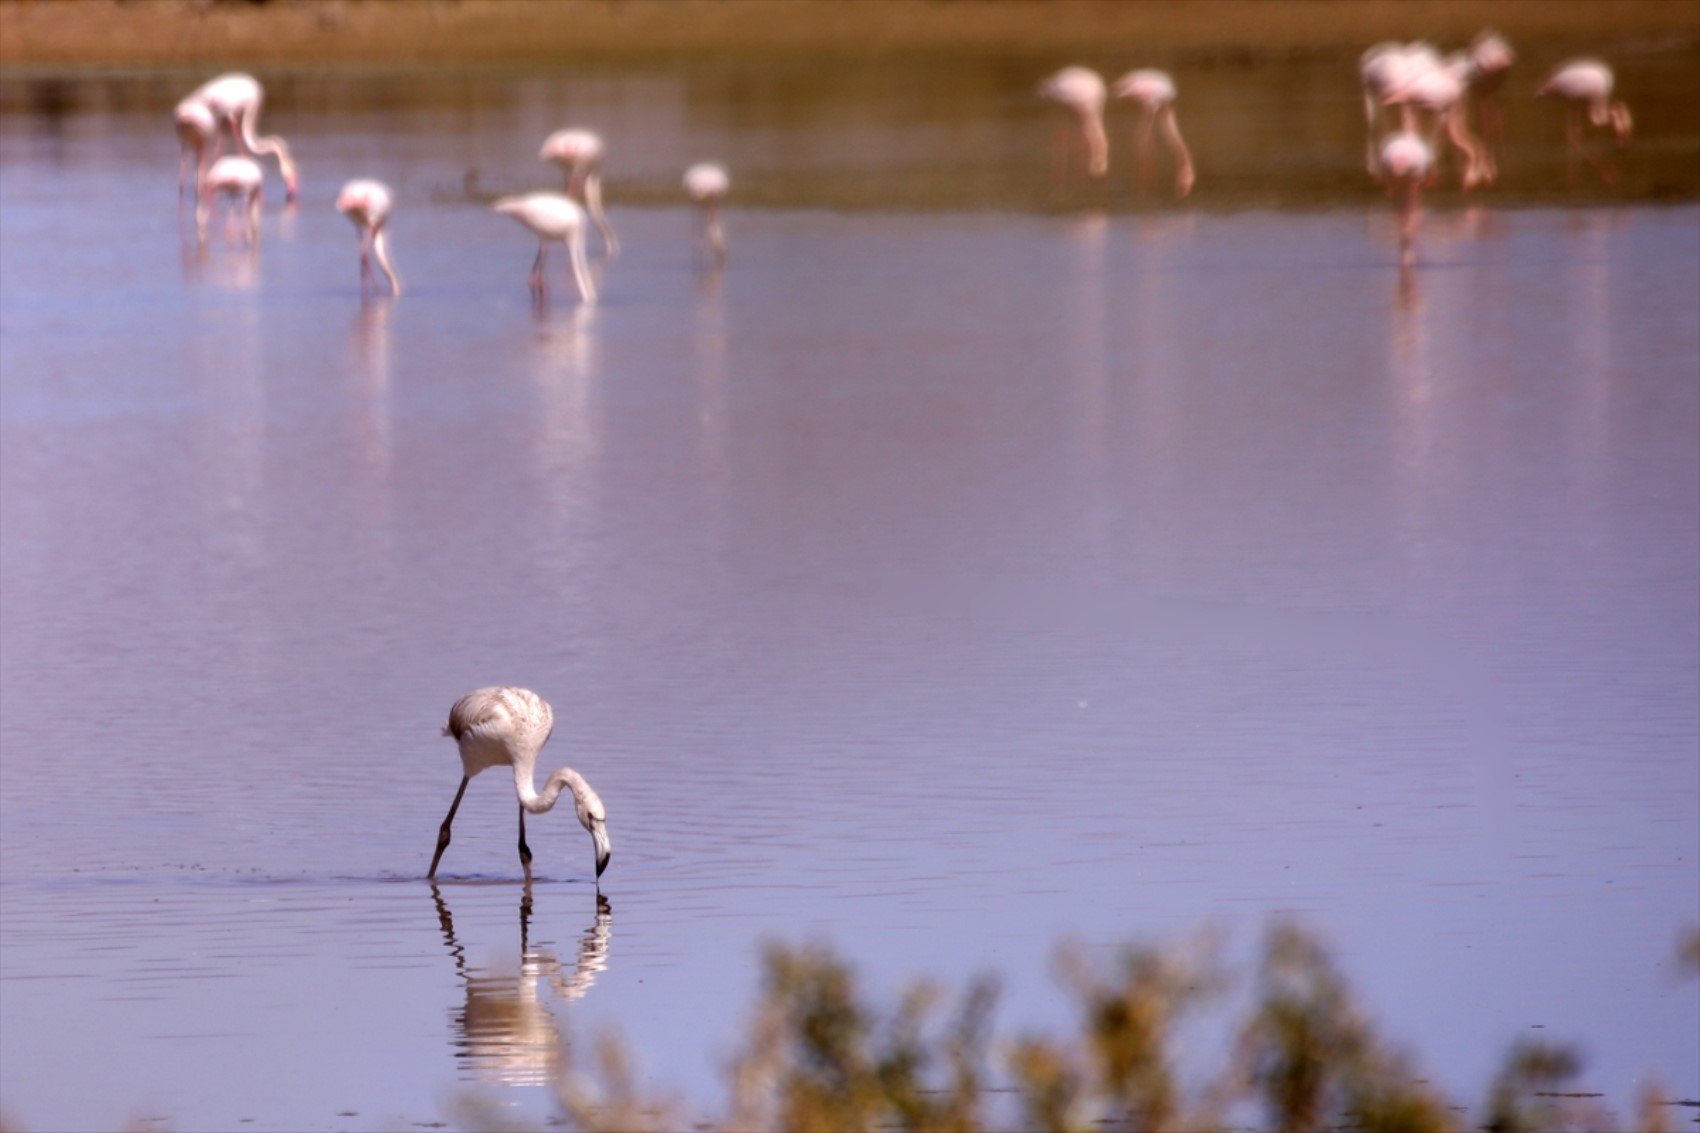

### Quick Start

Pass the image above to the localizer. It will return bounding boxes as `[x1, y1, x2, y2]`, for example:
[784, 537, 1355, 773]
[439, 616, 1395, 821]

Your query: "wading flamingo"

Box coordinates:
[1111, 69, 1195, 197]
[198, 154, 264, 244]
[492, 192, 597, 303]
[430, 687, 610, 883]
[540, 129, 619, 257]
[1038, 67, 1109, 179]
[185, 72, 299, 202]
[174, 96, 218, 197]
[336, 179, 402, 296]
[1538, 59, 1632, 183]
[1383, 50, 1489, 190]
[1360, 42, 1440, 175]
[1463, 30, 1514, 180]
[683, 162, 730, 265]
[1378, 129, 1433, 270]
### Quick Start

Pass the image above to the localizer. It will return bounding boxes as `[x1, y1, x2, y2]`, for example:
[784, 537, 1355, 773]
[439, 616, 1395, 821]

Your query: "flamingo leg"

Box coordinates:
[428, 775, 470, 879]
[529, 243, 547, 294]
[518, 806, 533, 882]
[1158, 105, 1195, 198]
[567, 229, 596, 304]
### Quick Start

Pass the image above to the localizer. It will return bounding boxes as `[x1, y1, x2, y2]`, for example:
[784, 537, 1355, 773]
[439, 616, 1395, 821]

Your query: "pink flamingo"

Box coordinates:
[1377, 129, 1434, 270]
[1360, 42, 1439, 175]
[540, 129, 618, 257]
[683, 162, 730, 265]
[1111, 69, 1195, 197]
[1538, 59, 1632, 183]
[1383, 50, 1490, 190]
[492, 193, 597, 304]
[198, 155, 264, 245]
[430, 686, 610, 883]
[185, 73, 299, 203]
[1038, 67, 1109, 179]
[1462, 30, 1514, 180]
[336, 179, 401, 297]
[173, 96, 218, 198]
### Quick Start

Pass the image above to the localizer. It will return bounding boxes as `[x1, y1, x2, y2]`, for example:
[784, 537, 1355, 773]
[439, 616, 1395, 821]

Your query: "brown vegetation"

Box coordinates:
[3, 0, 1698, 71]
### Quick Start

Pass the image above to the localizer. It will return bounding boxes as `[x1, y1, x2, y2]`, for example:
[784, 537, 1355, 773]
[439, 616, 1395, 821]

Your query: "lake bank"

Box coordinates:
[3, 0, 1698, 71]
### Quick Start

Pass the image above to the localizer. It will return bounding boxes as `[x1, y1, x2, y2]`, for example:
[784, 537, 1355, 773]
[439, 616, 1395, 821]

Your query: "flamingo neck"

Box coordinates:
[515, 766, 588, 815]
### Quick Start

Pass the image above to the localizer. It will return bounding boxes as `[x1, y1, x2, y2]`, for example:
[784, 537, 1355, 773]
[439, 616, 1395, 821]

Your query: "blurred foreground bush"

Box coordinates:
[459, 921, 1699, 1133]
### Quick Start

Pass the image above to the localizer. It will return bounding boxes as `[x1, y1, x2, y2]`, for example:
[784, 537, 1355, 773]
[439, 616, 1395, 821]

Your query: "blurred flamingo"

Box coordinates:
[493, 193, 597, 304]
[430, 686, 610, 883]
[336, 179, 401, 297]
[1538, 59, 1632, 183]
[184, 73, 299, 203]
[1462, 30, 1515, 180]
[683, 162, 731, 265]
[198, 155, 264, 245]
[174, 96, 218, 197]
[1377, 129, 1434, 270]
[1111, 69, 1195, 197]
[1038, 67, 1109, 179]
[540, 129, 619, 257]
[1382, 49, 1489, 190]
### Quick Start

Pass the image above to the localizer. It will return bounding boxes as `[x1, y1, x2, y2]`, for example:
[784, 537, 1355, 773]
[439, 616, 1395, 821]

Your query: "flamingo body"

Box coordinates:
[431, 686, 610, 882]
[493, 192, 597, 303]
[336, 178, 401, 296]
[684, 162, 731, 264]
[1111, 68, 1195, 197]
[184, 72, 298, 202]
[1038, 66, 1109, 178]
[198, 154, 264, 243]
[540, 128, 619, 257]
[1378, 130, 1433, 269]
[174, 96, 218, 196]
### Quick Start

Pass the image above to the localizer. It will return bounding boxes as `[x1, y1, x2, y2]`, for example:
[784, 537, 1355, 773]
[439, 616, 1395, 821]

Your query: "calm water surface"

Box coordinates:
[1, 58, 1698, 1132]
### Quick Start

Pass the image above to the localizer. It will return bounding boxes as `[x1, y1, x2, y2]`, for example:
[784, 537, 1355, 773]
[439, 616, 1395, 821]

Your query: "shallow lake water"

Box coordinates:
[2, 56, 1698, 1132]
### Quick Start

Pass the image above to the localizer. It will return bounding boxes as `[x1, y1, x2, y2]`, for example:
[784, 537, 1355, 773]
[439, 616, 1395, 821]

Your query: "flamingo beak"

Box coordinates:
[591, 819, 611, 879]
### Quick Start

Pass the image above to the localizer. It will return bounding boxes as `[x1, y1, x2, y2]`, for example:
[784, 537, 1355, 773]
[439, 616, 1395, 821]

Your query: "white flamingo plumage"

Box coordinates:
[1038, 66, 1109, 179]
[540, 129, 619, 258]
[430, 687, 610, 883]
[492, 192, 597, 303]
[1111, 69, 1195, 197]
[174, 96, 218, 198]
[198, 154, 264, 244]
[683, 162, 731, 264]
[184, 73, 299, 203]
[336, 179, 401, 297]
[1378, 129, 1434, 269]
[1539, 58, 1633, 182]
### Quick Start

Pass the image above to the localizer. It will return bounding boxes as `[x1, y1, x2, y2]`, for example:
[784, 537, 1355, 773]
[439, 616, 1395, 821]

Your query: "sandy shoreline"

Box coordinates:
[3, 0, 1698, 71]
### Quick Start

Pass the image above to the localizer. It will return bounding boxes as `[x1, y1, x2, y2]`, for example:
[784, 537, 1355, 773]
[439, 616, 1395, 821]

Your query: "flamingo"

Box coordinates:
[1538, 59, 1632, 183]
[540, 129, 619, 257]
[1378, 129, 1434, 270]
[174, 96, 218, 197]
[492, 193, 597, 303]
[430, 687, 610, 883]
[197, 155, 264, 245]
[1360, 42, 1440, 175]
[184, 72, 298, 203]
[1382, 49, 1490, 190]
[1463, 30, 1515, 180]
[1038, 67, 1109, 178]
[336, 179, 401, 297]
[1111, 69, 1195, 198]
[683, 162, 730, 265]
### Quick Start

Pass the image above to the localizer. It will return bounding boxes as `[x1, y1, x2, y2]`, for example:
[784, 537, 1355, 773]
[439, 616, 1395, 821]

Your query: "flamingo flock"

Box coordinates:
[162, 46, 1644, 885]
[177, 45, 1632, 307]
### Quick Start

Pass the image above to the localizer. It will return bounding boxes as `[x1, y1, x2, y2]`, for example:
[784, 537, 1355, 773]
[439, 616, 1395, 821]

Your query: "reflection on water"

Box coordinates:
[433, 884, 613, 1087]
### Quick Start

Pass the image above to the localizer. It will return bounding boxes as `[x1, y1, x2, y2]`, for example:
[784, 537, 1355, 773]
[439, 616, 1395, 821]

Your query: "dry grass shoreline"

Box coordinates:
[3, 0, 1698, 71]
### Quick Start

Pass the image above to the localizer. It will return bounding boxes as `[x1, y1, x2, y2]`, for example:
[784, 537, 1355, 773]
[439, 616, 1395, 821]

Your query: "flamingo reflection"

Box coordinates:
[432, 882, 613, 1086]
